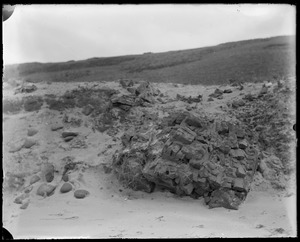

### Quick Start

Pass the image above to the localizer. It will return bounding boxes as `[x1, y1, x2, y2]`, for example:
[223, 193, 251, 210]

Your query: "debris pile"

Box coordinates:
[228, 80, 296, 175]
[113, 111, 260, 209]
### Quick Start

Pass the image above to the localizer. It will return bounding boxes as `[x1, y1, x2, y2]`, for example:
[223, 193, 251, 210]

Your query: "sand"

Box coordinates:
[2, 80, 297, 238]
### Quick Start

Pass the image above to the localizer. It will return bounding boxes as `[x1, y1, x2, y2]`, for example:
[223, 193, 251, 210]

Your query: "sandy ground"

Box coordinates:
[2, 80, 297, 238]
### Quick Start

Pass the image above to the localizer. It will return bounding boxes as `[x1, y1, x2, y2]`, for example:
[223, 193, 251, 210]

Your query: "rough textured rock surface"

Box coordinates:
[113, 111, 260, 209]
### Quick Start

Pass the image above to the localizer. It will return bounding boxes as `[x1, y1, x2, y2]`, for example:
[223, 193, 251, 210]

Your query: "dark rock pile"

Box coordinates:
[113, 111, 260, 209]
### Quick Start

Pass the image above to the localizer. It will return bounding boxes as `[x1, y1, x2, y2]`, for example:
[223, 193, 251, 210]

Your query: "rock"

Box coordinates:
[20, 200, 30, 209]
[236, 165, 246, 178]
[9, 144, 23, 153]
[238, 140, 248, 149]
[207, 189, 241, 210]
[30, 175, 41, 185]
[260, 86, 268, 95]
[82, 104, 94, 116]
[14, 193, 29, 204]
[64, 136, 75, 142]
[62, 174, 69, 182]
[171, 126, 196, 144]
[230, 149, 245, 160]
[27, 128, 38, 136]
[15, 84, 37, 94]
[62, 131, 79, 138]
[60, 182, 73, 193]
[232, 178, 246, 192]
[45, 171, 54, 183]
[51, 123, 64, 131]
[232, 99, 245, 108]
[36, 183, 56, 197]
[23, 138, 36, 149]
[223, 89, 233, 93]
[207, 97, 214, 102]
[74, 189, 89, 199]
[127, 87, 136, 94]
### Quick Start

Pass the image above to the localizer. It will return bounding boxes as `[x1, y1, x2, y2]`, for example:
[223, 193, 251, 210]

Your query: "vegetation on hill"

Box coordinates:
[3, 35, 295, 85]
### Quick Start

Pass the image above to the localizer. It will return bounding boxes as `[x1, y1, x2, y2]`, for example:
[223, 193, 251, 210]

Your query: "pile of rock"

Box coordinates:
[113, 111, 260, 209]
[112, 81, 160, 111]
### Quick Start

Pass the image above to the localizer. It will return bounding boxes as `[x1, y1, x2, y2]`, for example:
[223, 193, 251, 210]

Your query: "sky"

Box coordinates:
[2, 4, 296, 65]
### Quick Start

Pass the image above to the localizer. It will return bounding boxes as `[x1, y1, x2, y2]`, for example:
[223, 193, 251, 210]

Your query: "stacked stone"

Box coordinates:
[113, 112, 260, 209]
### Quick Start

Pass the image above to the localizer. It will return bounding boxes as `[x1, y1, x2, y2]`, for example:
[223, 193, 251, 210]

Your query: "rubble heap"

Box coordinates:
[113, 111, 260, 210]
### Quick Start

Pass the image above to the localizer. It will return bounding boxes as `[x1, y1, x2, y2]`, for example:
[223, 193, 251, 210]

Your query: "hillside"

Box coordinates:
[3, 35, 295, 85]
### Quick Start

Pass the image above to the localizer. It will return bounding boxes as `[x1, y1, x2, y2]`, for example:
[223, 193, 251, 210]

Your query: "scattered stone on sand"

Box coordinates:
[51, 123, 64, 131]
[27, 128, 38, 136]
[30, 175, 41, 185]
[60, 182, 73, 193]
[36, 183, 56, 197]
[23, 138, 36, 149]
[74, 189, 89, 199]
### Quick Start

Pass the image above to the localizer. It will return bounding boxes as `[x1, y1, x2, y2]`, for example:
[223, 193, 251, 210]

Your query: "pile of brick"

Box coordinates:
[113, 111, 260, 210]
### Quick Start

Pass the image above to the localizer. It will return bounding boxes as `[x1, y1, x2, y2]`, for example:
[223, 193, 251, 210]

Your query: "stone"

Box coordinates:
[236, 165, 246, 178]
[207, 189, 241, 210]
[207, 97, 214, 102]
[64, 136, 75, 142]
[238, 140, 248, 149]
[20, 200, 30, 209]
[51, 123, 64, 131]
[9, 144, 23, 153]
[30, 175, 41, 185]
[36, 183, 56, 197]
[82, 104, 94, 116]
[74, 189, 89, 199]
[14, 193, 29, 204]
[223, 89, 233, 93]
[62, 131, 79, 138]
[232, 99, 245, 108]
[62, 174, 69, 182]
[27, 128, 38, 136]
[230, 149, 245, 160]
[60, 182, 73, 193]
[233, 178, 246, 192]
[45, 171, 54, 183]
[23, 138, 36, 149]
[182, 183, 194, 195]
[172, 126, 196, 144]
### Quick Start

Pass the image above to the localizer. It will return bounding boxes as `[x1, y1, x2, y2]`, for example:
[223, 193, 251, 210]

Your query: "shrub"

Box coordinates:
[3, 99, 24, 114]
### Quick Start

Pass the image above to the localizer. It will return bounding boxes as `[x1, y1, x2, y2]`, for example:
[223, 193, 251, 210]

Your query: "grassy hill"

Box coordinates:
[3, 35, 295, 85]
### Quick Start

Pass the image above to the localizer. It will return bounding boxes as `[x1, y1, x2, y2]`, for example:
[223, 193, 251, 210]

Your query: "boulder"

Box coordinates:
[223, 89, 233, 94]
[207, 189, 241, 210]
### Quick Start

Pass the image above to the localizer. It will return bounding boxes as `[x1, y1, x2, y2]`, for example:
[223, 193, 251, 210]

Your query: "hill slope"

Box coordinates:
[3, 35, 295, 85]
